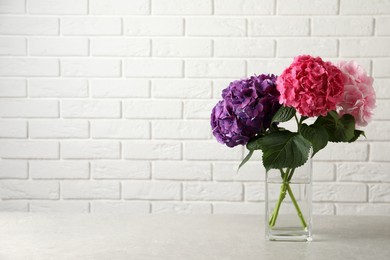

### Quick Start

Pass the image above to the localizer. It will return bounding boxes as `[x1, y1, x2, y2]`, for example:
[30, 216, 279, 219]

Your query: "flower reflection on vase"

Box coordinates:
[210, 55, 376, 242]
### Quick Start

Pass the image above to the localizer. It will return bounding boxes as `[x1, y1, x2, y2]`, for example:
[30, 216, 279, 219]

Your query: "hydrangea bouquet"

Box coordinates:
[211, 55, 376, 240]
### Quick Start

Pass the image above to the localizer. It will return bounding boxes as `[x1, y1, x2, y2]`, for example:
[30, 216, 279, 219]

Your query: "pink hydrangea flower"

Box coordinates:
[337, 61, 376, 127]
[276, 55, 344, 117]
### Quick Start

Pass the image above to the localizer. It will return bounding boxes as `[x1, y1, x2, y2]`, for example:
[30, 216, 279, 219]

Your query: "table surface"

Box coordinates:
[0, 214, 389, 260]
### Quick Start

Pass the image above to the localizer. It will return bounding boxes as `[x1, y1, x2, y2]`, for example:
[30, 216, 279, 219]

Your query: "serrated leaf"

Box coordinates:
[246, 135, 263, 150]
[271, 106, 296, 124]
[300, 124, 328, 157]
[348, 130, 365, 143]
[237, 150, 254, 173]
[259, 130, 312, 171]
[315, 112, 356, 143]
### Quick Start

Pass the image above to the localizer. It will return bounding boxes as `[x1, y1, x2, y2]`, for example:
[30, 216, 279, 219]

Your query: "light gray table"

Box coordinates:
[0, 214, 389, 260]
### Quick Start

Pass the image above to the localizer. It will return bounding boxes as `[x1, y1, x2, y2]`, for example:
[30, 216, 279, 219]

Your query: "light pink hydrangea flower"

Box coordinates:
[337, 61, 376, 127]
[276, 55, 344, 117]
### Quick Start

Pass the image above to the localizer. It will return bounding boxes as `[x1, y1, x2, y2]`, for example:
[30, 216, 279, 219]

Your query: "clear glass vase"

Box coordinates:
[265, 159, 313, 242]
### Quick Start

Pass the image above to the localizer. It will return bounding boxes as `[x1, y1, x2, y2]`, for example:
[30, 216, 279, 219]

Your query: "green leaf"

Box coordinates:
[237, 150, 254, 173]
[348, 130, 366, 143]
[300, 124, 328, 157]
[259, 130, 312, 171]
[315, 112, 356, 143]
[271, 106, 296, 124]
[246, 135, 263, 150]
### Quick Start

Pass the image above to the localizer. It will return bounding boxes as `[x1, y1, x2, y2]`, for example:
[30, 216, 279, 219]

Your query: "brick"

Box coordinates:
[0, 100, 58, 118]
[153, 38, 211, 57]
[213, 160, 264, 181]
[215, 39, 274, 57]
[153, 161, 211, 180]
[123, 100, 181, 119]
[376, 17, 390, 36]
[61, 141, 120, 159]
[152, 120, 210, 139]
[123, 181, 181, 200]
[91, 79, 149, 98]
[29, 120, 88, 138]
[0, 37, 26, 55]
[0, 17, 58, 35]
[183, 100, 216, 119]
[213, 202, 263, 214]
[152, 79, 211, 99]
[336, 203, 390, 216]
[92, 161, 150, 179]
[61, 59, 120, 77]
[90, 0, 149, 14]
[30, 160, 89, 179]
[312, 162, 335, 181]
[186, 60, 245, 78]
[278, 0, 338, 14]
[249, 17, 309, 36]
[62, 181, 120, 199]
[245, 183, 265, 201]
[0, 201, 28, 212]
[124, 17, 183, 36]
[152, 0, 211, 15]
[91, 120, 150, 139]
[337, 163, 390, 182]
[375, 79, 390, 98]
[0, 141, 58, 159]
[0, 58, 59, 76]
[29, 79, 88, 98]
[184, 182, 242, 201]
[340, 38, 390, 57]
[0, 0, 25, 13]
[123, 141, 181, 160]
[0, 181, 59, 199]
[247, 59, 291, 76]
[61, 100, 120, 118]
[314, 142, 368, 161]
[373, 59, 390, 77]
[0, 79, 26, 97]
[152, 202, 211, 214]
[0, 160, 27, 179]
[0, 120, 27, 138]
[371, 142, 390, 161]
[91, 38, 150, 57]
[214, 0, 274, 15]
[341, 0, 390, 14]
[278, 39, 338, 58]
[369, 184, 390, 202]
[91, 201, 150, 213]
[124, 59, 183, 78]
[374, 100, 390, 119]
[186, 18, 246, 36]
[365, 121, 390, 141]
[30, 201, 89, 213]
[313, 203, 335, 215]
[313, 183, 367, 202]
[184, 141, 242, 160]
[29, 0, 87, 14]
[312, 17, 374, 36]
[29, 38, 88, 56]
[61, 17, 121, 35]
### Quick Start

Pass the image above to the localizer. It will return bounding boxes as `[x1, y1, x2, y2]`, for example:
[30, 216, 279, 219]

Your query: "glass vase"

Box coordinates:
[265, 158, 313, 242]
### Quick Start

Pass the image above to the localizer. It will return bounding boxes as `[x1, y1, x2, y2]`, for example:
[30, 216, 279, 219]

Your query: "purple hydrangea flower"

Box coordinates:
[211, 74, 281, 147]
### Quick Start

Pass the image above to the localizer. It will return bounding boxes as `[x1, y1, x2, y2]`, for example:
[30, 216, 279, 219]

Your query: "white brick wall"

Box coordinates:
[0, 0, 389, 216]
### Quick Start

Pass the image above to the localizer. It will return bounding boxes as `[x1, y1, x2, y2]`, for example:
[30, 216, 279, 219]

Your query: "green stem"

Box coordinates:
[268, 168, 308, 229]
[287, 185, 308, 229]
[269, 170, 289, 227]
